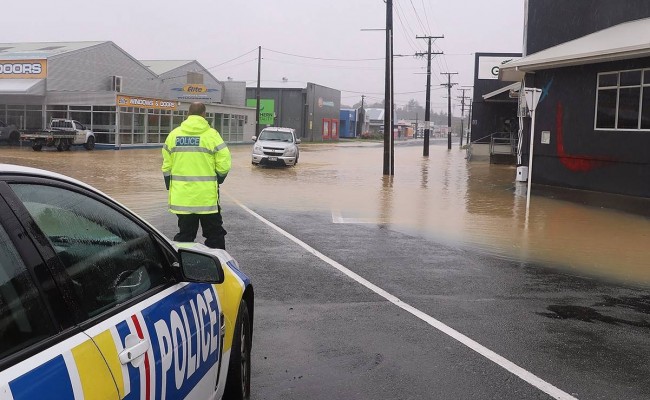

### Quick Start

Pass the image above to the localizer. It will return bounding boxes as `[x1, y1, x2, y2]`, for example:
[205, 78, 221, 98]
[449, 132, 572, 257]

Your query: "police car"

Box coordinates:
[0, 164, 253, 400]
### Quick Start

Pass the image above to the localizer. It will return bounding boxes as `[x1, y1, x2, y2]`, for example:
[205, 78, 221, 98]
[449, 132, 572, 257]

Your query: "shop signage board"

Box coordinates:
[170, 83, 220, 102]
[477, 56, 517, 80]
[246, 99, 275, 125]
[0, 59, 47, 79]
[117, 95, 177, 110]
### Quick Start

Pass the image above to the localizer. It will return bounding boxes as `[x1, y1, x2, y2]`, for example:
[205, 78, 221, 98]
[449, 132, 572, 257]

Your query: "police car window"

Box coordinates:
[0, 223, 55, 359]
[10, 184, 171, 318]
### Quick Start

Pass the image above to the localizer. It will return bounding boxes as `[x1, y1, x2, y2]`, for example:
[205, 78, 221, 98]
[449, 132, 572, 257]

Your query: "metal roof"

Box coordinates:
[0, 41, 106, 60]
[140, 60, 195, 75]
[365, 108, 385, 121]
[0, 79, 45, 95]
[482, 82, 521, 101]
[500, 17, 650, 81]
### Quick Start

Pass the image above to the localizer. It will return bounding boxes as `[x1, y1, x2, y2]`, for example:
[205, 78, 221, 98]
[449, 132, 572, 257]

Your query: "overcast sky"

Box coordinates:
[5, 0, 524, 113]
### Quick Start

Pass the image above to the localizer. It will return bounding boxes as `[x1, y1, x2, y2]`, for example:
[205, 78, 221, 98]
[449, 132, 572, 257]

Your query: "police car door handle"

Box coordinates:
[119, 337, 150, 365]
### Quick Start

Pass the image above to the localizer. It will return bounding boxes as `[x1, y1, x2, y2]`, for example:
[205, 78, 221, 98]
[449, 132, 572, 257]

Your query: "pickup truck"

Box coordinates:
[21, 119, 96, 151]
[0, 120, 20, 145]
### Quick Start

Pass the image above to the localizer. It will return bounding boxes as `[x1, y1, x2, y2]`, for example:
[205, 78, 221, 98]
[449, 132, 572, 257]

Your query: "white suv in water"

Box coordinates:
[251, 127, 301, 166]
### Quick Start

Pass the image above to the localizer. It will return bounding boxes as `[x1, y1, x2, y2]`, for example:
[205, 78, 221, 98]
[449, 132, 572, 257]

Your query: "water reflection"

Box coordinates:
[2, 142, 649, 285]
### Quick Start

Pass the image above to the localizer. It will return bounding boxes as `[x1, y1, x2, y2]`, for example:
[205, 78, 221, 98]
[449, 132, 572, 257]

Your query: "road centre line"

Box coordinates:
[233, 199, 578, 400]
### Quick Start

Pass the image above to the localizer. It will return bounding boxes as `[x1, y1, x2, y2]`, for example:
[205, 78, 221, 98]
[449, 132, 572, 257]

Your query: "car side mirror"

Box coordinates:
[177, 248, 225, 284]
[251, 136, 257, 141]
[296, 138, 301, 144]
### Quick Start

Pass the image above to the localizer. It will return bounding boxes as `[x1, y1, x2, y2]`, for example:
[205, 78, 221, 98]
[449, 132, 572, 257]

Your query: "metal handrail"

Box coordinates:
[489, 132, 518, 156]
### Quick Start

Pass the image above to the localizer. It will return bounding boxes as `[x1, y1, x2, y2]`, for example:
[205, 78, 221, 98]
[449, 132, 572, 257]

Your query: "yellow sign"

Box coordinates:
[183, 84, 208, 93]
[0, 59, 47, 79]
[117, 95, 177, 110]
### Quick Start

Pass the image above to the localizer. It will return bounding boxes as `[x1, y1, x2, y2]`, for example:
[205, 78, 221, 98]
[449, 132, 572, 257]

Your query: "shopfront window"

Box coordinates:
[223, 114, 231, 136]
[596, 68, 650, 131]
[172, 110, 185, 129]
[214, 113, 223, 133]
[25, 109, 43, 130]
[160, 112, 171, 134]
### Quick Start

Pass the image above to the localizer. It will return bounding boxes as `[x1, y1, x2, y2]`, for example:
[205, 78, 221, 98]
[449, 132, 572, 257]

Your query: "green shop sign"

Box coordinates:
[246, 99, 275, 125]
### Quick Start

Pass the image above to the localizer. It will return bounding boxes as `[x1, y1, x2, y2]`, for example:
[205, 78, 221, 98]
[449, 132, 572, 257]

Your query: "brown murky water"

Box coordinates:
[1, 142, 649, 286]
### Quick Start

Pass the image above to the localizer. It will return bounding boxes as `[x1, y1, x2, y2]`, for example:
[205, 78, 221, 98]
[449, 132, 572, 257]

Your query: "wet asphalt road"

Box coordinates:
[237, 208, 649, 400]
[150, 202, 649, 400]
[2, 142, 649, 399]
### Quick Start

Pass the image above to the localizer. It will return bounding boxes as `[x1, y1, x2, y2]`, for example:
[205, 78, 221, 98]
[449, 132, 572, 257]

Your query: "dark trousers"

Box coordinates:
[174, 211, 227, 249]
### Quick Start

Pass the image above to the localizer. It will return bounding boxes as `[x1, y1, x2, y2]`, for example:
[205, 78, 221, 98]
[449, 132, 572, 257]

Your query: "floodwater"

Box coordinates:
[1, 140, 649, 286]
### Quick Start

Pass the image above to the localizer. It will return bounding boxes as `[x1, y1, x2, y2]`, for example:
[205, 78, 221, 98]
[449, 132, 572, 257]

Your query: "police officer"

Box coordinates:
[162, 102, 231, 249]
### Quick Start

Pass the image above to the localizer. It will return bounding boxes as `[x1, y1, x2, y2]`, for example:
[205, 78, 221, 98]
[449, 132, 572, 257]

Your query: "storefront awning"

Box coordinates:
[500, 17, 650, 81]
[0, 79, 45, 95]
[482, 82, 521, 101]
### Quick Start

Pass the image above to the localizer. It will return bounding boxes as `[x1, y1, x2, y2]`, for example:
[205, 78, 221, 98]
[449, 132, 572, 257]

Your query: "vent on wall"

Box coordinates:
[111, 76, 123, 92]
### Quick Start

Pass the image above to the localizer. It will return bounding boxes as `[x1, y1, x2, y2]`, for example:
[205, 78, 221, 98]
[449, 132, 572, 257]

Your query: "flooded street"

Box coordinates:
[2, 141, 649, 286]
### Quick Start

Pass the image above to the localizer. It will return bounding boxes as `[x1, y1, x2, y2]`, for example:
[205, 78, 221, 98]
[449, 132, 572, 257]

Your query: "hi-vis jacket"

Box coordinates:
[162, 115, 231, 214]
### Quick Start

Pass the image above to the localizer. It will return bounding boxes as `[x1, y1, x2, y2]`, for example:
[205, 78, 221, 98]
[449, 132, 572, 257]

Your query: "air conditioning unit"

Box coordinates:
[111, 76, 123, 92]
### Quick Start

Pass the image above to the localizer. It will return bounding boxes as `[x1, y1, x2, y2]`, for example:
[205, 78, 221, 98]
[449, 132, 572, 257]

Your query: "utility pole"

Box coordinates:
[357, 95, 366, 137]
[440, 72, 458, 150]
[457, 88, 471, 147]
[255, 46, 262, 137]
[416, 36, 444, 157]
[415, 112, 418, 139]
[383, 0, 393, 175]
[466, 104, 472, 145]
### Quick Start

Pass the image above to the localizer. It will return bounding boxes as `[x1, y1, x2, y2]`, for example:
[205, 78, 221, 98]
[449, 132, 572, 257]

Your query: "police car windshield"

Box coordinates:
[259, 131, 293, 142]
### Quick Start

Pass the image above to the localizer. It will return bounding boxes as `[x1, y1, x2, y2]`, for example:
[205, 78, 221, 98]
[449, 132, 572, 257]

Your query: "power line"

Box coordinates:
[421, 0, 432, 34]
[394, 1, 425, 53]
[206, 47, 259, 69]
[263, 47, 410, 62]
[406, 0, 429, 35]
[160, 48, 258, 81]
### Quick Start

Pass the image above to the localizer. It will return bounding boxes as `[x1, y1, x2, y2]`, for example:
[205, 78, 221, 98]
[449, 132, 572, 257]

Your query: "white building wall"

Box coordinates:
[47, 42, 161, 98]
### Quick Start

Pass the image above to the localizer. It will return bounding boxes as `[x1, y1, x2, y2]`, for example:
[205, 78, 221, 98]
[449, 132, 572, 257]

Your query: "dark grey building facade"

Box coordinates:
[500, 1, 650, 198]
[246, 83, 341, 142]
[470, 52, 522, 144]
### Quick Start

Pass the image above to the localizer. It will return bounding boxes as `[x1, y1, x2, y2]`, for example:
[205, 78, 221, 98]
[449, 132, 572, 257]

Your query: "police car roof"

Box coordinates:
[0, 163, 101, 194]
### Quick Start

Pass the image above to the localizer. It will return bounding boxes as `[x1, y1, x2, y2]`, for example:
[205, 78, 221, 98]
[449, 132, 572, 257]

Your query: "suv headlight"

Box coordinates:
[253, 143, 264, 155]
[284, 146, 297, 156]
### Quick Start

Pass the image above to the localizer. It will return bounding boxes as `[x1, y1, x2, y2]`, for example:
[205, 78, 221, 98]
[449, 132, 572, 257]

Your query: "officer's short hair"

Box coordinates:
[188, 102, 206, 116]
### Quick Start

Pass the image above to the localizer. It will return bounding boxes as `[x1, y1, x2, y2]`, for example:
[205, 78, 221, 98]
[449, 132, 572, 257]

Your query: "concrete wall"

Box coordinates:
[222, 81, 246, 106]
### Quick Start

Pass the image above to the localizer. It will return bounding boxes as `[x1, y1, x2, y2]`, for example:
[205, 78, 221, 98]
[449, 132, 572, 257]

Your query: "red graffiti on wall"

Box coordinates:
[555, 102, 614, 172]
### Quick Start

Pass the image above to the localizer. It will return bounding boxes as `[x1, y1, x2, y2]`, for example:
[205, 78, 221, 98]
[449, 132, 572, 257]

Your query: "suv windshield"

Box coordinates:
[0, 121, 5, 127]
[259, 130, 294, 142]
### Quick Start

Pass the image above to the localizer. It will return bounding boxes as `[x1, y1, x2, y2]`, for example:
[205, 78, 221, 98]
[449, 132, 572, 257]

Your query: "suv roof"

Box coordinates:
[261, 127, 294, 133]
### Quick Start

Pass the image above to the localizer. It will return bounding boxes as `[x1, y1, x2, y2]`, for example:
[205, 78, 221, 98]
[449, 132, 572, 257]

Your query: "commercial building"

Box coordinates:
[470, 53, 522, 144]
[499, 1, 650, 198]
[339, 109, 357, 138]
[0, 41, 256, 147]
[245, 83, 341, 141]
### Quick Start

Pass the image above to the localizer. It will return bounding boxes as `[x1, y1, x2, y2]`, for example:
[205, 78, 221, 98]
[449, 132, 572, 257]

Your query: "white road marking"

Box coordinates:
[331, 209, 379, 224]
[235, 200, 579, 400]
